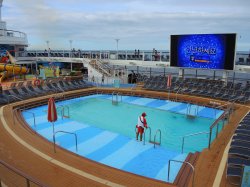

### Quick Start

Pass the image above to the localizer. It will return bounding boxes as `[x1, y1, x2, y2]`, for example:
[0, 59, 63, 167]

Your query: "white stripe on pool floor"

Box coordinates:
[68, 131, 118, 155]
[37, 121, 87, 137]
[100, 140, 153, 168]
[129, 98, 156, 106]
[157, 102, 183, 111]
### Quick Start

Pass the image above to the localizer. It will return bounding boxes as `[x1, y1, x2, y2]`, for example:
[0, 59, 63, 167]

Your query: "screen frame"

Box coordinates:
[170, 33, 237, 71]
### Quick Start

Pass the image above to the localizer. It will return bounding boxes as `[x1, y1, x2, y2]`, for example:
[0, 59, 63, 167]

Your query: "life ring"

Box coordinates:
[34, 79, 40, 86]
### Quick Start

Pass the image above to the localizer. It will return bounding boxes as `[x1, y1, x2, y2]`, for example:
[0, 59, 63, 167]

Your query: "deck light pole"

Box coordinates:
[46, 40, 50, 57]
[115, 39, 120, 60]
[69, 40, 73, 57]
[46, 40, 50, 50]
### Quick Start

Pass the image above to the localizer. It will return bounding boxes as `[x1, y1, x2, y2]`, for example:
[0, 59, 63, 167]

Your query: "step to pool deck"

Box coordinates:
[23, 112, 186, 182]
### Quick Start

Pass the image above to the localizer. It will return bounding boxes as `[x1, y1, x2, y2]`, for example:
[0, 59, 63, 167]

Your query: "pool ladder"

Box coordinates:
[112, 92, 122, 105]
[186, 103, 198, 119]
[135, 127, 162, 148]
[56, 105, 70, 119]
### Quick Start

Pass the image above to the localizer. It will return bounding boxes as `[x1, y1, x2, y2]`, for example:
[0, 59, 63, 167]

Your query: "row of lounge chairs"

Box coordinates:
[0, 79, 92, 105]
[142, 76, 250, 104]
[227, 112, 250, 185]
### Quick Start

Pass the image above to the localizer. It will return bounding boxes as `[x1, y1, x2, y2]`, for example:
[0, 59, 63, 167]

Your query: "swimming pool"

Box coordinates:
[22, 94, 224, 182]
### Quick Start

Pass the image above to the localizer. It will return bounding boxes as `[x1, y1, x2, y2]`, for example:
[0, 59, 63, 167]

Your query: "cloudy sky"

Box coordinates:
[2, 0, 250, 51]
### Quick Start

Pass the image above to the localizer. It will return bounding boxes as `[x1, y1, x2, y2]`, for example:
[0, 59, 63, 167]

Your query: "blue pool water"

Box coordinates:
[22, 94, 224, 182]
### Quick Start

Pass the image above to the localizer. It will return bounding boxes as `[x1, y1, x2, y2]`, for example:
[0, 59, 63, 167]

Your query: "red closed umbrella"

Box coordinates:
[167, 74, 172, 88]
[48, 97, 57, 122]
[48, 97, 57, 134]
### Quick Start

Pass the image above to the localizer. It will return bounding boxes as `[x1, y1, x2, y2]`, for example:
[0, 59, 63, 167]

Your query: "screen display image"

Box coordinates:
[170, 34, 236, 70]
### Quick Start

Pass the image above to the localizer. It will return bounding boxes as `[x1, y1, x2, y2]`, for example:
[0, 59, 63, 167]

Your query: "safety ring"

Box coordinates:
[34, 79, 40, 86]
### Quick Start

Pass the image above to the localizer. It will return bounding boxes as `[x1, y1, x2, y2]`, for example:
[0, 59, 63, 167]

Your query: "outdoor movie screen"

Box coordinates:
[170, 33, 236, 70]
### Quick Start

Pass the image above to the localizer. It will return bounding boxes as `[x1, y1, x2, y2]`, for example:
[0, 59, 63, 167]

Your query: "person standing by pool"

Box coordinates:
[101, 74, 104, 84]
[136, 112, 148, 141]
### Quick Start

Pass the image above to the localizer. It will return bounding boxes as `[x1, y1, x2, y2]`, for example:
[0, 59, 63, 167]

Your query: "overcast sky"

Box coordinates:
[2, 0, 250, 51]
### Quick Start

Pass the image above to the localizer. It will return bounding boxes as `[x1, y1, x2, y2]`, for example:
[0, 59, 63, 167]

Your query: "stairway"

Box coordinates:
[89, 60, 112, 77]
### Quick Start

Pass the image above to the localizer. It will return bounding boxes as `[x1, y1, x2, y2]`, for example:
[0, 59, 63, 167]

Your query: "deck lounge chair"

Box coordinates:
[64, 81, 79, 89]
[2, 90, 22, 102]
[233, 134, 250, 143]
[238, 92, 250, 104]
[227, 166, 243, 185]
[45, 83, 61, 92]
[228, 157, 250, 167]
[36, 85, 55, 94]
[11, 88, 31, 99]
[235, 129, 250, 136]
[26, 85, 45, 95]
[58, 81, 72, 91]
[229, 147, 250, 158]
[0, 94, 9, 105]
[231, 140, 250, 150]
[51, 82, 64, 92]
[78, 79, 92, 87]
[20, 86, 39, 97]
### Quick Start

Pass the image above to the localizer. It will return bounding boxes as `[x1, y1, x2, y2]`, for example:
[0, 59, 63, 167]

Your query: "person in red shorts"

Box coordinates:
[136, 112, 148, 141]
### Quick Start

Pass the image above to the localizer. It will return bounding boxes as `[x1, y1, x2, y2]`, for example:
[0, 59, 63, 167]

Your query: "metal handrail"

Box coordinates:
[175, 87, 181, 101]
[0, 159, 48, 187]
[0, 28, 27, 38]
[181, 131, 209, 153]
[20, 109, 36, 128]
[153, 129, 161, 148]
[57, 105, 70, 118]
[168, 159, 195, 187]
[56, 106, 65, 120]
[53, 131, 78, 153]
[96, 59, 112, 76]
[186, 103, 198, 117]
[208, 110, 229, 149]
[112, 91, 122, 105]
[208, 100, 234, 148]
[117, 92, 122, 102]
[63, 105, 70, 117]
[168, 89, 171, 100]
[143, 127, 151, 145]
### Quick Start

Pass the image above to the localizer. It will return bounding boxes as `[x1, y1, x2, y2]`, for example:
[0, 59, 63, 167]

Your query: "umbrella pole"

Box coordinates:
[52, 122, 55, 134]
[52, 122, 56, 153]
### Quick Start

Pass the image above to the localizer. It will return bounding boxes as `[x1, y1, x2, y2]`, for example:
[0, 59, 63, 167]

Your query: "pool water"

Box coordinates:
[22, 94, 224, 182]
[64, 95, 224, 153]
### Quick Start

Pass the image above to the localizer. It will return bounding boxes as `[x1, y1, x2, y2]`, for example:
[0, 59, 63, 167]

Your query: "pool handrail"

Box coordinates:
[53, 130, 78, 153]
[208, 109, 230, 149]
[175, 87, 181, 102]
[168, 159, 195, 187]
[20, 109, 36, 128]
[143, 126, 151, 145]
[168, 89, 171, 100]
[13, 107, 36, 128]
[57, 105, 70, 119]
[212, 101, 233, 118]
[111, 91, 122, 105]
[181, 131, 209, 153]
[186, 103, 198, 119]
[153, 129, 161, 148]
[0, 159, 48, 187]
[56, 106, 65, 120]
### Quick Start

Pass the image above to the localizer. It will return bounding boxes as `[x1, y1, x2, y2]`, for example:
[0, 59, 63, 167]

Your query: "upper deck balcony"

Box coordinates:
[0, 28, 28, 46]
